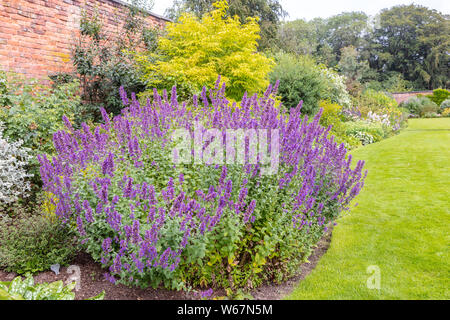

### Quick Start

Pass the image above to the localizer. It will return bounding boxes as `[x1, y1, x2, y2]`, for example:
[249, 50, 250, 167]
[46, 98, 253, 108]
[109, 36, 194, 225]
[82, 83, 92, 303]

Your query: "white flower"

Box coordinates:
[367, 111, 393, 128]
[320, 68, 352, 108]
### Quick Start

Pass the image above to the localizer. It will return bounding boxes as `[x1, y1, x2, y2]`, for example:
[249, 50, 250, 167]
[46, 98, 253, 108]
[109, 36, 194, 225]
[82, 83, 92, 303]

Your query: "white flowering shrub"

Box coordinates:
[440, 99, 450, 111]
[0, 122, 32, 203]
[367, 111, 391, 126]
[320, 67, 352, 108]
[367, 110, 406, 131]
[344, 120, 385, 146]
[350, 131, 375, 146]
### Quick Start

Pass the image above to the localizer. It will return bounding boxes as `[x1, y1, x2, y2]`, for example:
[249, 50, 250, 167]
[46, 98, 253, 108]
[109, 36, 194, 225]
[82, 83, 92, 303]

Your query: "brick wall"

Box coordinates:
[0, 0, 168, 79]
[391, 91, 433, 104]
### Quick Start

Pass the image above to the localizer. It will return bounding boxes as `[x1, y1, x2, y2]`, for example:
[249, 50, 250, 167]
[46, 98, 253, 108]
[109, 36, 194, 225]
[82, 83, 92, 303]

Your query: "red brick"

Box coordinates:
[0, 0, 167, 79]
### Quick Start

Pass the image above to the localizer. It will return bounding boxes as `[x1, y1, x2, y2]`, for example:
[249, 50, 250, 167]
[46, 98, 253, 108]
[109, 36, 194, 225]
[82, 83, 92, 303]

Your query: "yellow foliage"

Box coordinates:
[318, 100, 343, 127]
[41, 191, 58, 223]
[442, 108, 450, 117]
[135, 0, 274, 101]
[319, 100, 342, 116]
[81, 163, 100, 179]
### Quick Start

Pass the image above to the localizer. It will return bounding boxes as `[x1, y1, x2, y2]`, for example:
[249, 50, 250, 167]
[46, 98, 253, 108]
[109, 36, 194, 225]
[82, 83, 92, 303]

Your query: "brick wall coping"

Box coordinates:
[391, 90, 433, 94]
[108, 0, 172, 22]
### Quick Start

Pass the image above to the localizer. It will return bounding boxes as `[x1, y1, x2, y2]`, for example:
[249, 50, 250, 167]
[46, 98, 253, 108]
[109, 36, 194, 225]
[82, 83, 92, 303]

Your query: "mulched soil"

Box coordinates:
[0, 229, 333, 300]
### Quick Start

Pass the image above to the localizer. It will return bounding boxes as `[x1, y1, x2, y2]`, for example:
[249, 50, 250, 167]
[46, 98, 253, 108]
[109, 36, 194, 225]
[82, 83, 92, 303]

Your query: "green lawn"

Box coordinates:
[286, 118, 450, 300]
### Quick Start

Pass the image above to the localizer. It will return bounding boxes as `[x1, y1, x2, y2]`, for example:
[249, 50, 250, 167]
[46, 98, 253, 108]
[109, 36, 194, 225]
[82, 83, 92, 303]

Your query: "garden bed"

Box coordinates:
[0, 229, 333, 300]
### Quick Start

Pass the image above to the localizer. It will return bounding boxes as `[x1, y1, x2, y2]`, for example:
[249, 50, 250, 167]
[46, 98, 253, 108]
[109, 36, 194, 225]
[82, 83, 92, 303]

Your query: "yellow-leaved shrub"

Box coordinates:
[134, 0, 274, 101]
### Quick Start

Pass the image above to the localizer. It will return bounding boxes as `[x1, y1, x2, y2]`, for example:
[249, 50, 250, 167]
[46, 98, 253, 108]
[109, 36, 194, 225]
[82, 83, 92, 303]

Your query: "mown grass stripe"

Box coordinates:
[286, 118, 450, 300]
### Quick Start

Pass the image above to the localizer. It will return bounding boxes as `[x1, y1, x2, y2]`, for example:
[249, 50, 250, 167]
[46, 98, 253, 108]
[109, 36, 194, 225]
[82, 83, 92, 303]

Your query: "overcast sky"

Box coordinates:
[151, 0, 449, 21]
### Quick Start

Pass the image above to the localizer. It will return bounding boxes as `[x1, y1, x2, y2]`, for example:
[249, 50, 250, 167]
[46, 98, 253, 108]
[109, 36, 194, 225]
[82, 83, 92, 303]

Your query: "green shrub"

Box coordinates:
[270, 53, 350, 115]
[427, 88, 450, 106]
[441, 107, 450, 117]
[0, 74, 80, 184]
[352, 89, 407, 133]
[423, 112, 440, 118]
[0, 207, 78, 274]
[321, 67, 352, 108]
[420, 102, 440, 116]
[0, 71, 12, 107]
[357, 89, 398, 111]
[439, 99, 450, 112]
[318, 100, 343, 126]
[318, 100, 361, 149]
[344, 120, 385, 145]
[270, 53, 325, 114]
[0, 121, 33, 204]
[0, 274, 104, 300]
[39, 82, 367, 291]
[400, 96, 439, 117]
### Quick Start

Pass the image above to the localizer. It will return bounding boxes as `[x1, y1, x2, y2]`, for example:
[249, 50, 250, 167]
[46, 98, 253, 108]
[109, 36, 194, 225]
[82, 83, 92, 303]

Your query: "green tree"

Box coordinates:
[364, 72, 412, 93]
[324, 12, 369, 64]
[367, 4, 449, 89]
[338, 45, 372, 83]
[276, 13, 368, 66]
[277, 19, 319, 55]
[165, 0, 286, 50]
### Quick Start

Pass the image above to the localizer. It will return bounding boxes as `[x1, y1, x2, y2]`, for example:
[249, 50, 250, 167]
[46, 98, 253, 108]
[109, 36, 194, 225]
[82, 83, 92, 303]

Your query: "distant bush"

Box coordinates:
[344, 120, 385, 145]
[356, 89, 398, 113]
[270, 53, 350, 115]
[400, 96, 439, 117]
[439, 99, 450, 112]
[319, 100, 342, 124]
[318, 99, 400, 149]
[441, 107, 450, 117]
[318, 100, 361, 149]
[427, 88, 450, 107]
[423, 112, 440, 118]
[352, 89, 406, 132]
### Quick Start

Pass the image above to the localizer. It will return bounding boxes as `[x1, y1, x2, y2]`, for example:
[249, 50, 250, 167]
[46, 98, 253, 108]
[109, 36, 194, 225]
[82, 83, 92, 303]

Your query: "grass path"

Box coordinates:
[286, 118, 450, 300]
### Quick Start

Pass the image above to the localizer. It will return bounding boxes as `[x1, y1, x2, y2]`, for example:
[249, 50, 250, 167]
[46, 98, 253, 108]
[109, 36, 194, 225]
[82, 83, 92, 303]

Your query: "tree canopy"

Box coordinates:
[165, 0, 286, 50]
[276, 4, 449, 91]
[367, 5, 449, 89]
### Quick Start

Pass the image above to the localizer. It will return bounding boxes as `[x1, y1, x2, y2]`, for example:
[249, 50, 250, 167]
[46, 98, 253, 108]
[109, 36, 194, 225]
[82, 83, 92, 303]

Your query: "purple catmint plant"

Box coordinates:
[38, 77, 366, 290]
